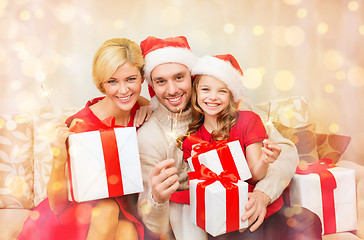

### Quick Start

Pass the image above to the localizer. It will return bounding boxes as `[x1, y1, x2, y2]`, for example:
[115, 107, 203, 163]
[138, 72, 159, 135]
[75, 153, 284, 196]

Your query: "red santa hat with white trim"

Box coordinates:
[140, 36, 197, 107]
[191, 54, 245, 102]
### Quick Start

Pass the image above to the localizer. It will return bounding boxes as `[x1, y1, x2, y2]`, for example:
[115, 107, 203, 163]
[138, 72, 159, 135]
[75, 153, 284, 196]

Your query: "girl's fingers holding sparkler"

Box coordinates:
[261, 139, 281, 163]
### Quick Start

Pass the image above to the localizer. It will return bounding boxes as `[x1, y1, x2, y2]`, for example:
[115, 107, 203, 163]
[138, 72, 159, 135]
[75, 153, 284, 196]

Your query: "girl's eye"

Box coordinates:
[127, 77, 136, 82]
[108, 79, 117, 84]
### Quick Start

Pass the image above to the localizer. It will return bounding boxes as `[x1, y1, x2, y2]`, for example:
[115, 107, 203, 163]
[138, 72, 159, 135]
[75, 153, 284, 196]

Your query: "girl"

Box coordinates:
[180, 54, 281, 184]
[18, 38, 152, 240]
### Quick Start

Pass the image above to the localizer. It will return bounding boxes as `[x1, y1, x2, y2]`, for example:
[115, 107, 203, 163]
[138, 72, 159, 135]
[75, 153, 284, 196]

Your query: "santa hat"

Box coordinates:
[141, 36, 197, 85]
[191, 54, 245, 101]
[140, 36, 197, 109]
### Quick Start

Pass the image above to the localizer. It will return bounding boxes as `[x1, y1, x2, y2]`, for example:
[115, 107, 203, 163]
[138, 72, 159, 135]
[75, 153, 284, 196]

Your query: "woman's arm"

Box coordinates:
[47, 124, 72, 215]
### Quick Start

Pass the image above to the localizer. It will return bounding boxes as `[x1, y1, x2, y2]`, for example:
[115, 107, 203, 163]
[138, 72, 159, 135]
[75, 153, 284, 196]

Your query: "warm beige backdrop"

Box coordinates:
[0, 0, 363, 165]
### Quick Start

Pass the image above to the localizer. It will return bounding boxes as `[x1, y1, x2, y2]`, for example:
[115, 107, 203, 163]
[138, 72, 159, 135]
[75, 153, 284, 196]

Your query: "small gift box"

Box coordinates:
[189, 165, 249, 237]
[186, 136, 252, 181]
[67, 126, 143, 202]
[289, 159, 357, 235]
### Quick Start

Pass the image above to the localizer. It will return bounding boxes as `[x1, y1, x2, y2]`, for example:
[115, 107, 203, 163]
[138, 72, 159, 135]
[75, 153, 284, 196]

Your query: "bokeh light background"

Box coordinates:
[0, 0, 363, 165]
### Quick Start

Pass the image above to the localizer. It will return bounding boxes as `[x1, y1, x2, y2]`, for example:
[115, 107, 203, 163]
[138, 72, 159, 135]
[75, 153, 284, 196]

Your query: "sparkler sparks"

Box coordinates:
[167, 109, 183, 139]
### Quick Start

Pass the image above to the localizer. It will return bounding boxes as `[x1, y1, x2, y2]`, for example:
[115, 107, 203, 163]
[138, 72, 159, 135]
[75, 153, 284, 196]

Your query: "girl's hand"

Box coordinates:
[260, 139, 281, 164]
[133, 105, 152, 127]
[52, 123, 72, 166]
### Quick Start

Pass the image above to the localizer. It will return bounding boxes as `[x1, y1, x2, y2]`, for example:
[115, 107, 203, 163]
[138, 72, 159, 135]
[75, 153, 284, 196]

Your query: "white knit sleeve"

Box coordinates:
[137, 121, 171, 235]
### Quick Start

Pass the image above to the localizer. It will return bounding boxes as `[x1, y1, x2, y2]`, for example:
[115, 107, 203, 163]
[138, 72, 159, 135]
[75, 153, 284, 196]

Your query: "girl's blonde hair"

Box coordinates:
[92, 38, 144, 94]
[176, 75, 239, 149]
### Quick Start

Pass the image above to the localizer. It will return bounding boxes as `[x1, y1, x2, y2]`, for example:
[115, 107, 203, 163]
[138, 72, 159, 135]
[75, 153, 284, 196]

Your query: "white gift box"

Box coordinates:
[290, 167, 357, 235]
[189, 178, 249, 237]
[67, 127, 143, 202]
[187, 140, 252, 181]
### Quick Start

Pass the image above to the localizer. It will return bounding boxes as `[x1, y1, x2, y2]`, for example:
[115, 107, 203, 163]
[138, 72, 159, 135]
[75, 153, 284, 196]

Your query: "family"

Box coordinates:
[17, 36, 322, 240]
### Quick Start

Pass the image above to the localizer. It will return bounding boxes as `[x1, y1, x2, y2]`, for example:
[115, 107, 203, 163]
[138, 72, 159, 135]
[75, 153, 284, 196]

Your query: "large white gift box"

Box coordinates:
[290, 165, 357, 235]
[67, 127, 143, 202]
[187, 139, 252, 181]
[189, 175, 249, 237]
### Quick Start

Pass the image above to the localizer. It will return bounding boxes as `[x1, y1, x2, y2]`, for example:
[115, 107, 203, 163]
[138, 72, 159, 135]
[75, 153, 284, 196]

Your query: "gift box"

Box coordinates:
[187, 137, 252, 181]
[189, 165, 249, 237]
[67, 127, 143, 202]
[289, 159, 357, 235]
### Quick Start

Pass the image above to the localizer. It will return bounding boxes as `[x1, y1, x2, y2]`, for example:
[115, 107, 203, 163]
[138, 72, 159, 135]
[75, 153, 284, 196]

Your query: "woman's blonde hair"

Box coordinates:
[176, 75, 239, 149]
[92, 38, 144, 94]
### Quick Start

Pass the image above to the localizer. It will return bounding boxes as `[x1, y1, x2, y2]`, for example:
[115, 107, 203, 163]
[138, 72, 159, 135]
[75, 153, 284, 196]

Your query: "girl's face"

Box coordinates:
[196, 75, 230, 119]
[102, 62, 143, 112]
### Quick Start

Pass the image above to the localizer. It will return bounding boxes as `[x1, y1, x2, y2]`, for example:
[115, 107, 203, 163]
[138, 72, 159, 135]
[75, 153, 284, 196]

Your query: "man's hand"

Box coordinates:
[150, 159, 180, 204]
[241, 190, 271, 232]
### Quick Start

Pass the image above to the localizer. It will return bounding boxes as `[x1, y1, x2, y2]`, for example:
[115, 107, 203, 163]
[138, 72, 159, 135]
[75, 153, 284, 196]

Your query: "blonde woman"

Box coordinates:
[18, 38, 152, 240]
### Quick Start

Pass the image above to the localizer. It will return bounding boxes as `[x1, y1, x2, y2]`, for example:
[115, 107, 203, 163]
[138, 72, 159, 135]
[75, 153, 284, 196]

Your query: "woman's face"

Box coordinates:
[102, 62, 143, 112]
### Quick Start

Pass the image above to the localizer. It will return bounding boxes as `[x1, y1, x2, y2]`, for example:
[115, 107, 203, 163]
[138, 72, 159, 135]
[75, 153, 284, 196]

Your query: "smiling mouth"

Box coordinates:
[205, 102, 220, 107]
[117, 94, 132, 102]
[167, 95, 183, 105]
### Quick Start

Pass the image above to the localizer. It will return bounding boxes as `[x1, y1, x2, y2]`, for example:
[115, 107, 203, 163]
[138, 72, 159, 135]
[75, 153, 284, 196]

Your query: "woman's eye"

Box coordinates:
[108, 80, 117, 84]
[201, 88, 209, 91]
[127, 78, 136, 82]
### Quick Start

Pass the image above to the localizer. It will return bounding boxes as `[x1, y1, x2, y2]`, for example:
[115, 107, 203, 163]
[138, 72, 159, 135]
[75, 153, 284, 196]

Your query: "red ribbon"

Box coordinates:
[187, 135, 241, 181]
[68, 116, 124, 201]
[295, 158, 337, 234]
[69, 116, 117, 133]
[189, 165, 240, 233]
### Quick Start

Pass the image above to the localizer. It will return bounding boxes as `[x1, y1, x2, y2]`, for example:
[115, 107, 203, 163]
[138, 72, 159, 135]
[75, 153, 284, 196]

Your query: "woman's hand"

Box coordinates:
[260, 139, 281, 164]
[133, 105, 152, 128]
[52, 123, 72, 166]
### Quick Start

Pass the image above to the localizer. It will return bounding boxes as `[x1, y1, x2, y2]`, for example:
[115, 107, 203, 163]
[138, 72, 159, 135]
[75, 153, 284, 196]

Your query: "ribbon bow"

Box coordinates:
[186, 135, 241, 180]
[187, 135, 236, 156]
[70, 116, 117, 133]
[189, 164, 239, 189]
[189, 164, 241, 232]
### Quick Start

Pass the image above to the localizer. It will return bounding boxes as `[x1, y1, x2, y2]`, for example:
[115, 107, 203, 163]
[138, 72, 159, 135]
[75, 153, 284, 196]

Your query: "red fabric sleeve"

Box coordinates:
[234, 111, 268, 148]
[182, 137, 193, 161]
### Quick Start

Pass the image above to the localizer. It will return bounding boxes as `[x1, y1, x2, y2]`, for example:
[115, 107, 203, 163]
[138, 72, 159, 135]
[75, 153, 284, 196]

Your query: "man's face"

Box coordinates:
[151, 63, 192, 113]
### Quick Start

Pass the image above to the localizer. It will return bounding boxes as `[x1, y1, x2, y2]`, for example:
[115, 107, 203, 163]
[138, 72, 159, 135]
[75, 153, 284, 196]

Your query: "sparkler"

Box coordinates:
[41, 84, 54, 111]
[266, 101, 274, 132]
[168, 109, 183, 139]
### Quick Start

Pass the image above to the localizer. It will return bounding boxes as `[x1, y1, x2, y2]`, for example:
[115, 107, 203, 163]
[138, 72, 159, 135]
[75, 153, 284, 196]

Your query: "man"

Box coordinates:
[137, 36, 322, 240]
